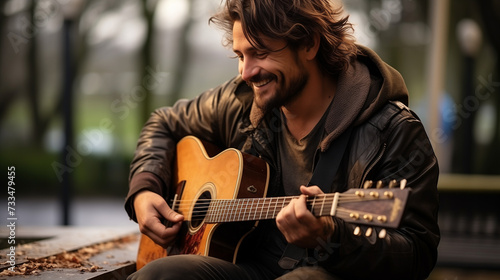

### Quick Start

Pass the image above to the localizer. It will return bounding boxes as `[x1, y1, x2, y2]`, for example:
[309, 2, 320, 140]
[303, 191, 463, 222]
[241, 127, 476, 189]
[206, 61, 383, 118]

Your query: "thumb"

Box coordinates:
[156, 202, 183, 223]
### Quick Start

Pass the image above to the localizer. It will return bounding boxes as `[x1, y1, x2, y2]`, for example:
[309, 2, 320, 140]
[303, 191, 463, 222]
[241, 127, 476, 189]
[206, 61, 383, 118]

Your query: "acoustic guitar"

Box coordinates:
[136, 136, 410, 269]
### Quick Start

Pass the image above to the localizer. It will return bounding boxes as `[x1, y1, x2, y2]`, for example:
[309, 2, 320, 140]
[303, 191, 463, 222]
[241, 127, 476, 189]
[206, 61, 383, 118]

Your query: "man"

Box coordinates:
[126, 0, 440, 279]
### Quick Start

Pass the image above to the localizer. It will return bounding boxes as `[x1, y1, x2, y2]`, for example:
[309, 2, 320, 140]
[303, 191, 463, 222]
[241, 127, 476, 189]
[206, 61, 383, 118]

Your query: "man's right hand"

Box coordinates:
[133, 190, 184, 248]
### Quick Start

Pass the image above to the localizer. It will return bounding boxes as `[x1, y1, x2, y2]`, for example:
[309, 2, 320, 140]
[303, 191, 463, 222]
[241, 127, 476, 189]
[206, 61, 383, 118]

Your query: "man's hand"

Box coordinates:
[133, 190, 184, 248]
[276, 185, 335, 248]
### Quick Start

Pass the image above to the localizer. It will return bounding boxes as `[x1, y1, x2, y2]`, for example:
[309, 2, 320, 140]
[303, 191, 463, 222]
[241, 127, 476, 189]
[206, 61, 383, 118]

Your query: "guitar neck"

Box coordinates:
[204, 194, 340, 223]
[175, 188, 409, 229]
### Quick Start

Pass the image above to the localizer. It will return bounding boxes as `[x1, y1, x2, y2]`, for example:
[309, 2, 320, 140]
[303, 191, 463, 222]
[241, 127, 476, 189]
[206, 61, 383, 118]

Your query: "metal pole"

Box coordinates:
[61, 19, 74, 226]
[426, 0, 450, 169]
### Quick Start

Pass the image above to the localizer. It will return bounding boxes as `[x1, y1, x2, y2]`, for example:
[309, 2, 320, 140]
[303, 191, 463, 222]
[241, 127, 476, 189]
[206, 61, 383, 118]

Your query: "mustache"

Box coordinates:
[246, 72, 276, 87]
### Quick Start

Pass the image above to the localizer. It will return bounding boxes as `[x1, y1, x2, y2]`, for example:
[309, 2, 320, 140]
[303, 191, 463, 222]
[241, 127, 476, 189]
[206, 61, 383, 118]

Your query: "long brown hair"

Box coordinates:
[210, 0, 358, 75]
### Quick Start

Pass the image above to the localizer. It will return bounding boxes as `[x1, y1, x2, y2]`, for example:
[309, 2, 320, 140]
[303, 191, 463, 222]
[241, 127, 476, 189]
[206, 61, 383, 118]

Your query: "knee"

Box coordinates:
[278, 266, 342, 280]
[127, 256, 187, 280]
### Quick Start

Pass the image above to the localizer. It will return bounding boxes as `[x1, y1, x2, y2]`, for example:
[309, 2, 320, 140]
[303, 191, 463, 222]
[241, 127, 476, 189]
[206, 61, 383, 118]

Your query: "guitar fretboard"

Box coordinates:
[171, 187, 408, 229]
[177, 194, 342, 223]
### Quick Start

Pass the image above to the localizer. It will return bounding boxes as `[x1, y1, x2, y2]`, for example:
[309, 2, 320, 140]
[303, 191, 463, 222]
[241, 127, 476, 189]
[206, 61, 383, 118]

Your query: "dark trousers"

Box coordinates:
[127, 255, 340, 280]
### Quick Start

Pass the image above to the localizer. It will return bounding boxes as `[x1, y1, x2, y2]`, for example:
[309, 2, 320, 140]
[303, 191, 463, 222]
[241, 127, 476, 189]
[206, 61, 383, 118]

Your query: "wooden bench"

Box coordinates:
[437, 174, 500, 268]
[0, 226, 139, 279]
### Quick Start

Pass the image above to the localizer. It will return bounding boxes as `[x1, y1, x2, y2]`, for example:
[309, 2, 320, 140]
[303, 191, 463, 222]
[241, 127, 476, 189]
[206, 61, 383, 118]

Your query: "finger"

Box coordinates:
[300, 185, 324, 196]
[276, 197, 298, 229]
[144, 218, 182, 247]
[294, 194, 316, 223]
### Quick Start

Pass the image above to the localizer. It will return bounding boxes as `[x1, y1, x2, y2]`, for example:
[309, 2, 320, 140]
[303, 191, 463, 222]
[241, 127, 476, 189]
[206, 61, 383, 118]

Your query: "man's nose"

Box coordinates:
[239, 58, 260, 82]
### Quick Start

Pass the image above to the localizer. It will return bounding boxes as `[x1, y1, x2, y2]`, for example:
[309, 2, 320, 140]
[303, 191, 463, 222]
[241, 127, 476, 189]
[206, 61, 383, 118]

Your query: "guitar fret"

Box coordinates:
[253, 199, 258, 220]
[224, 200, 230, 222]
[210, 200, 216, 222]
[241, 199, 245, 221]
[281, 198, 286, 217]
[204, 202, 209, 222]
[233, 199, 239, 222]
[230, 200, 236, 222]
[271, 199, 278, 218]
[247, 199, 253, 221]
[255, 199, 260, 220]
[212, 200, 219, 222]
[311, 196, 317, 216]
[230, 200, 235, 222]
[246, 199, 251, 221]
[239, 199, 244, 222]
[258, 198, 264, 220]
[225, 200, 231, 222]
[208, 200, 215, 222]
[263, 198, 268, 220]
[269, 198, 274, 219]
[215, 200, 220, 222]
[320, 195, 326, 216]
[207, 200, 214, 222]
[222, 200, 228, 222]
[218, 200, 224, 222]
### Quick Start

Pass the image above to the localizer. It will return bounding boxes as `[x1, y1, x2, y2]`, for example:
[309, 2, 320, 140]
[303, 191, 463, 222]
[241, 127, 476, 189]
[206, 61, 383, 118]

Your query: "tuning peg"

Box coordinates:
[376, 180, 384, 189]
[399, 179, 407, 189]
[377, 215, 387, 223]
[388, 179, 398, 189]
[363, 214, 373, 222]
[355, 190, 365, 197]
[354, 226, 362, 236]
[378, 229, 387, 239]
[349, 213, 360, 220]
[363, 180, 373, 189]
[383, 191, 394, 199]
[365, 227, 373, 237]
[369, 191, 379, 198]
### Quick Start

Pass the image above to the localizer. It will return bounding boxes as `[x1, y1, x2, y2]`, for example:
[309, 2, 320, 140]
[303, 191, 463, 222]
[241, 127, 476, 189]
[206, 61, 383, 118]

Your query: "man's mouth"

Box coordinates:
[253, 78, 273, 88]
[249, 73, 276, 88]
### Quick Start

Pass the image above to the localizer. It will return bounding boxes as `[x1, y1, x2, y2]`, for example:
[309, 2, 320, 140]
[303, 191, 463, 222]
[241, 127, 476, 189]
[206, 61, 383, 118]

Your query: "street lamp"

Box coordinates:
[455, 18, 482, 174]
[60, 0, 84, 226]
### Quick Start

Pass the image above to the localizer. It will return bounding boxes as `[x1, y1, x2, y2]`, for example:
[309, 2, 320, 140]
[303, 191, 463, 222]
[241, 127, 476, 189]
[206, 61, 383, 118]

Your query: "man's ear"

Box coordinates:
[305, 33, 320, 61]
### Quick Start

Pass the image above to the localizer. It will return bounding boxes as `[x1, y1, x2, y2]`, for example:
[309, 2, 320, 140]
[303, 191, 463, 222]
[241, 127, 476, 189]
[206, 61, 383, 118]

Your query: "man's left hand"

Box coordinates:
[276, 185, 335, 248]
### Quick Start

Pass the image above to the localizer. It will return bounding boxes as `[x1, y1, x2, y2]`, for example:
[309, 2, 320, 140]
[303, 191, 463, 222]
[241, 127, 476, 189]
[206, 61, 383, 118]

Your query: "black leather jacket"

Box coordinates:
[126, 47, 440, 280]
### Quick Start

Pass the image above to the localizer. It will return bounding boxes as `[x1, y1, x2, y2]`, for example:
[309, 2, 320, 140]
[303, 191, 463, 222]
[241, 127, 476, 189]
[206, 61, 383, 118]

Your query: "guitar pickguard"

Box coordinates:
[168, 222, 207, 256]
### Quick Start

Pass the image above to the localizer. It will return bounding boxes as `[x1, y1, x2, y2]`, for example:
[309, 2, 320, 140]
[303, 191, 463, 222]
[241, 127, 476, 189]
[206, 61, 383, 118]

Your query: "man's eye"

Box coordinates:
[230, 54, 244, 61]
[255, 52, 268, 59]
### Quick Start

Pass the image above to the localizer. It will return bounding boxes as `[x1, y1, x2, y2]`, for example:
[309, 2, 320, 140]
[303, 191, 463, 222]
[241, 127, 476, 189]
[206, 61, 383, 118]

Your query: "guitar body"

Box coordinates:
[136, 136, 270, 269]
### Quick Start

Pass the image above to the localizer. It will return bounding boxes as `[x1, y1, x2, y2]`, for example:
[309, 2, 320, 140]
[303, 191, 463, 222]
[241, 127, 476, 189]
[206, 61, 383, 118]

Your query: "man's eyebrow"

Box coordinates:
[232, 45, 257, 54]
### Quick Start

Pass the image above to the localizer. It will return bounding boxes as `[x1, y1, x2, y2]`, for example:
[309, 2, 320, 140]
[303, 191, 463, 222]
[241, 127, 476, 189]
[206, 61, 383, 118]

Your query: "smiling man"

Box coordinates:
[125, 0, 440, 279]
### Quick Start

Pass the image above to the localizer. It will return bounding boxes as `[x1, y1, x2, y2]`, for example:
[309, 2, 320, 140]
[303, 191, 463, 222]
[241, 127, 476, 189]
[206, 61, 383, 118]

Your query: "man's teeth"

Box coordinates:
[254, 79, 272, 87]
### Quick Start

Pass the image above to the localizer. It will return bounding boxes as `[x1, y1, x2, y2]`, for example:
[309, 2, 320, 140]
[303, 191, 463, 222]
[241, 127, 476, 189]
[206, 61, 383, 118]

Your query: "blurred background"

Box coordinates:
[0, 0, 499, 278]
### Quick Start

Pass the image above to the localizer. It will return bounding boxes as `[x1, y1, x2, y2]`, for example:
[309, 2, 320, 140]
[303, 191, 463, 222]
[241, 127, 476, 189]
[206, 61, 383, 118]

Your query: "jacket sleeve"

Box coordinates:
[325, 107, 440, 280]
[124, 77, 248, 221]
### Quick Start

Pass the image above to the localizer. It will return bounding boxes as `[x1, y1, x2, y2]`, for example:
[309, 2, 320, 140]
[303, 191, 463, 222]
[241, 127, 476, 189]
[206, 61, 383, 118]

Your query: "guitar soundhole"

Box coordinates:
[190, 190, 211, 230]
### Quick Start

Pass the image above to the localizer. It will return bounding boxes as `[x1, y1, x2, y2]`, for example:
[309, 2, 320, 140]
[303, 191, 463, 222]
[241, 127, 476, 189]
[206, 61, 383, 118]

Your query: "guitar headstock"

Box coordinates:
[335, 180, 410, 233]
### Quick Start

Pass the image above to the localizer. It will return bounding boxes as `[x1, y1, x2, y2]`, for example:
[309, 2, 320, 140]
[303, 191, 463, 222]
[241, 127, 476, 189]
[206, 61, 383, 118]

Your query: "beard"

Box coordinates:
[250, 65, 309, 113]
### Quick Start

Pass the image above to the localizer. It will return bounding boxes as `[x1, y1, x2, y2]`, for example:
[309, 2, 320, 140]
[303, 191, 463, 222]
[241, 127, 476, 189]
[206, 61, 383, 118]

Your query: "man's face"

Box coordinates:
[232, 21, 309, 112]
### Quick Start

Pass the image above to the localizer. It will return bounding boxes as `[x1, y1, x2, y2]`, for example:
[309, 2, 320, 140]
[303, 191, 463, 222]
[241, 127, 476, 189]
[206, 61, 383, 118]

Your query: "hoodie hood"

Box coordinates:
[319, 45, 409, 150]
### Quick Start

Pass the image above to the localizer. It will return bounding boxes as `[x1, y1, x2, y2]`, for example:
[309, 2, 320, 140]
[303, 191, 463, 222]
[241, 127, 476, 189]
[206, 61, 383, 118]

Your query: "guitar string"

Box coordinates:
[169, 194, 387, 206]
[170, 193, 394, 220]
[171, 196, 390, 210]
[185, 207, 376, 221]
[177, 201, 389, 220]
[171, 196, 389, 213]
